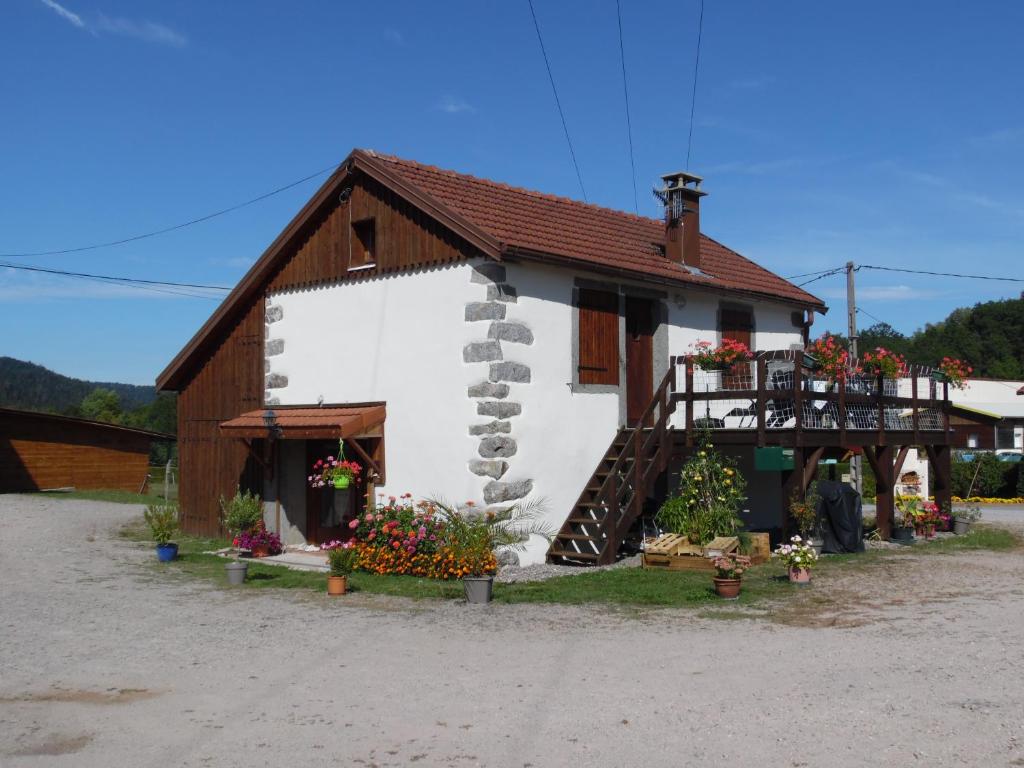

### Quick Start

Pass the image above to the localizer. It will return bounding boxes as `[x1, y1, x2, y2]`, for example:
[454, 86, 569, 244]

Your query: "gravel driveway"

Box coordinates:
[2, 495, 1023, 767]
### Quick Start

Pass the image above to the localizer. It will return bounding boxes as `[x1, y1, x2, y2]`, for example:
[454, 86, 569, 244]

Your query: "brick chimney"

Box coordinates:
[657, 171, 706, 270]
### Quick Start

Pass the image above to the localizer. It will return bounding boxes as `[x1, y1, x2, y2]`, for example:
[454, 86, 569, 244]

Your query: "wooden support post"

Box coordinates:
[928, 444, 953, 513]
[756, 356, 766, 446]
[803, 446, 825, 490]
[793, 364, 804, 447]
[876, 373, 886, 446]
[780, 447, 805, 537]
[838, 374, 847, 447]
[684, 357, 694, 447]
[871, 444, 895, 540]
[911, 369, 920, 445]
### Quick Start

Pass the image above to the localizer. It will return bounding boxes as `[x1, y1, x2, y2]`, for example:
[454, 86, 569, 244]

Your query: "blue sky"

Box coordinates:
[2, 0, 1022, 384]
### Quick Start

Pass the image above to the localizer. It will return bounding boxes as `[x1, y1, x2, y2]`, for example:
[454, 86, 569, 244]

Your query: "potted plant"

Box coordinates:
[220, 488, 263, 579]
[309, 455, 363, 490]
[324, 542, 359, 595]
[711, 554, 751, 599]
[433, 498, 553, 604]
[860, 347, 908, 380]
[236, 521, 282, 558]
[789, 483, 823, 554]
[773, 536, 818, 584]
[892, 497, 919, 543]
[656, 440, 745, 546]
[933, 357, 972, 390]
[953, 505, 982, 535]
[809, 333, 852, 385]
[144, 503, 180, 562]
[688, 338, 754, 373]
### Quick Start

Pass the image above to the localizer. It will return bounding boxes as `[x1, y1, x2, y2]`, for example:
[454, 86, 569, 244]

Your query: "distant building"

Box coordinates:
[948, 379, 1024, 451]
[0, 407, 174, 492]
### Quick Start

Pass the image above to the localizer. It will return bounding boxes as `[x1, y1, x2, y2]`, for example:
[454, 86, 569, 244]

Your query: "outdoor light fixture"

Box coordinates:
[262, 408, 282, 439]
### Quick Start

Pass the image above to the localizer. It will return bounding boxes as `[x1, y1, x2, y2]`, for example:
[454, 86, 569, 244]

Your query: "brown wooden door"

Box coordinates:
[305, 440, 359, 545]
[625, 297, 656, 426]
[720, 308, 753, 389]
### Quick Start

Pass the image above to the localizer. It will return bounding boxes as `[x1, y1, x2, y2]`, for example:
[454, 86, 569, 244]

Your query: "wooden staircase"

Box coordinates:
[547, 366, 677, 565]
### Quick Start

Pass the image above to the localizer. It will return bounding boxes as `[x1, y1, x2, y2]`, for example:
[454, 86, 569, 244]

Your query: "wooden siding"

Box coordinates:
[950, 418, 995, 450]
[578, 288, 620, 385]
[177, 299, 264, 536]
[267, 174, 482, 293]
[0, 411, 154, 492]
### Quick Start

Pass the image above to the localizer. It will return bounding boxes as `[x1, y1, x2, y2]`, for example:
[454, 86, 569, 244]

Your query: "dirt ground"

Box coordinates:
[2, 496, 1023, 768]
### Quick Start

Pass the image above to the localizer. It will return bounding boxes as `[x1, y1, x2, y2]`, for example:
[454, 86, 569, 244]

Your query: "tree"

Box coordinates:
[80, 388, 123, 424]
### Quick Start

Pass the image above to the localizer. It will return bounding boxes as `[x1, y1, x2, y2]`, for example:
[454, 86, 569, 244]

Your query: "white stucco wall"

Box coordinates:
[264, 258, 808, 564]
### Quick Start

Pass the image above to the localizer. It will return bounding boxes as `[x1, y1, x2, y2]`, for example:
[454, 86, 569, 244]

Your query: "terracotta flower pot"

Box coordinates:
[925, 524, 936, 539]
[789, 567, 812, 584]
[250, 544, 270, 558]
[326, 575, 348, 596]
[713, 577, 742, 599]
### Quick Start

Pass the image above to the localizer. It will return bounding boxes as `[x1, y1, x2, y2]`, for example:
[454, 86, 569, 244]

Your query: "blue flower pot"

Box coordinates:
[156, 543, 179, 562]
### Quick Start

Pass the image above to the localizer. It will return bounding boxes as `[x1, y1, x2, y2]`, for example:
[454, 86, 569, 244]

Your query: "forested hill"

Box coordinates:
[0, 356, 156, 413]
[842, 296, 1024, 379]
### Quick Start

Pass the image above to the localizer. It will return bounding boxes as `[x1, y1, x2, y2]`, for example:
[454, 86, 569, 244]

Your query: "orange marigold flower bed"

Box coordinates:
[355, 543, 497, 580]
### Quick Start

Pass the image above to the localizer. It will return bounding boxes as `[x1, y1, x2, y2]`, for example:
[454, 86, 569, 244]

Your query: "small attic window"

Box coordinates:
[350, 218, 376, 269]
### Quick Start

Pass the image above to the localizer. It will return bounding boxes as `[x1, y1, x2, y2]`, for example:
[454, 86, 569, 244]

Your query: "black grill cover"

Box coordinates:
[815, 480, 864, 554]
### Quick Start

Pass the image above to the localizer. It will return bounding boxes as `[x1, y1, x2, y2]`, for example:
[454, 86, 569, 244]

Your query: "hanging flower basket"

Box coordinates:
[308, 442, 363, 490]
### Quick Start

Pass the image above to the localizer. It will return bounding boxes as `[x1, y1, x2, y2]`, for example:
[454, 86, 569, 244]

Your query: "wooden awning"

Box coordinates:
[219, 405, 386, 440]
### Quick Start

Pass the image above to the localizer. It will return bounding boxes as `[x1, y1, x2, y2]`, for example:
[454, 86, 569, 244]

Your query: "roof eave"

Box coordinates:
[502, 245, 829, 314]
[156, 150, 505, 393]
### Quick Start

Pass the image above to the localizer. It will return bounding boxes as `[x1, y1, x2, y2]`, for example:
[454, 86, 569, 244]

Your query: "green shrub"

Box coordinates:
[144, 504, 179, 545]
[952, 453, 1016, 498]
[657, 441, 745, 545]
[219, 488, 263, 536]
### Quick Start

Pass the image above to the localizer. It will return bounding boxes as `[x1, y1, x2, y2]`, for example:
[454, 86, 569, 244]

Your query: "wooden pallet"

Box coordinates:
[642, 533, 767, 571]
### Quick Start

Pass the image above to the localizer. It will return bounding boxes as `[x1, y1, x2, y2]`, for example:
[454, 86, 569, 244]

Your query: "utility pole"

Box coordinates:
[846, 261, 863, 495]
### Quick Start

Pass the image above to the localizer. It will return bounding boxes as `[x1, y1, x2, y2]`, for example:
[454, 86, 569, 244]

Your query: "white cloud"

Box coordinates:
[95, 15, 187, 46]
[703, 157, 807, 176]
[819, 284, 940, 302]
[436, 95, 476, 115]
[35, 0, 186, 47]
[38, 0, 84, 28]
[968, 127, 1024, 148]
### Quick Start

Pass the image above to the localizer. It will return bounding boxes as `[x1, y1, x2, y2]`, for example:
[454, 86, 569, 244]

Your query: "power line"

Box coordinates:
[615, 0, 638, 215]
[526, 0, 587, 201]
[0, 261, 231, 290]
[685, 0, 704, 170]
[0, 261, 227, 300]
[786, 266, 846, 280]
[860, 264, 1024, 284]
[857, 306, 888, 326]
[0, 161, 341, 259]
[794, 266, 843, 286]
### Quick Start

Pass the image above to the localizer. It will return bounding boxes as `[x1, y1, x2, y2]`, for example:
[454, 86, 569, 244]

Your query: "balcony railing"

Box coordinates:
[669, 350, 951, 445]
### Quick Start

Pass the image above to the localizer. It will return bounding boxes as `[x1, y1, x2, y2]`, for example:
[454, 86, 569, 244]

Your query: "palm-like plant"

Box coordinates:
[429, 497, 554, 574]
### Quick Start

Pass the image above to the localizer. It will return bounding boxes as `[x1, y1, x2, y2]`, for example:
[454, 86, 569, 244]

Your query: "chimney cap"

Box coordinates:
[658, 170, 707, 196]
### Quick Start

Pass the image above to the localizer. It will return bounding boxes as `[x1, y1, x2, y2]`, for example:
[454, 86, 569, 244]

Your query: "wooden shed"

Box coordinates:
[0, 407, 174, 493]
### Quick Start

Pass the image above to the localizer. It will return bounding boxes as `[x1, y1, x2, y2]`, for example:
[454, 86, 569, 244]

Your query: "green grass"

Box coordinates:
[29, 489, 175, 505]
[122, 520, 1021, 608]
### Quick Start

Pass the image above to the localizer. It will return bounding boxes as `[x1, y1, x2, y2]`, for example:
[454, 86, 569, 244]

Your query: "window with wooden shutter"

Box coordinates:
[720, 307, 754, 389]
[577, 288, 620, 385]
[350, 218, 376, 269]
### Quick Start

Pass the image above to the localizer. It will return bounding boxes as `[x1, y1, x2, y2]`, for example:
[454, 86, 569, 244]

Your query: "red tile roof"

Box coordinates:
[370, 152, 825, 309]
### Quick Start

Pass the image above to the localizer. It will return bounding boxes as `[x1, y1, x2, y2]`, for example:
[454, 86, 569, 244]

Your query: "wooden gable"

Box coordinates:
[267, 173, 484, 293]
